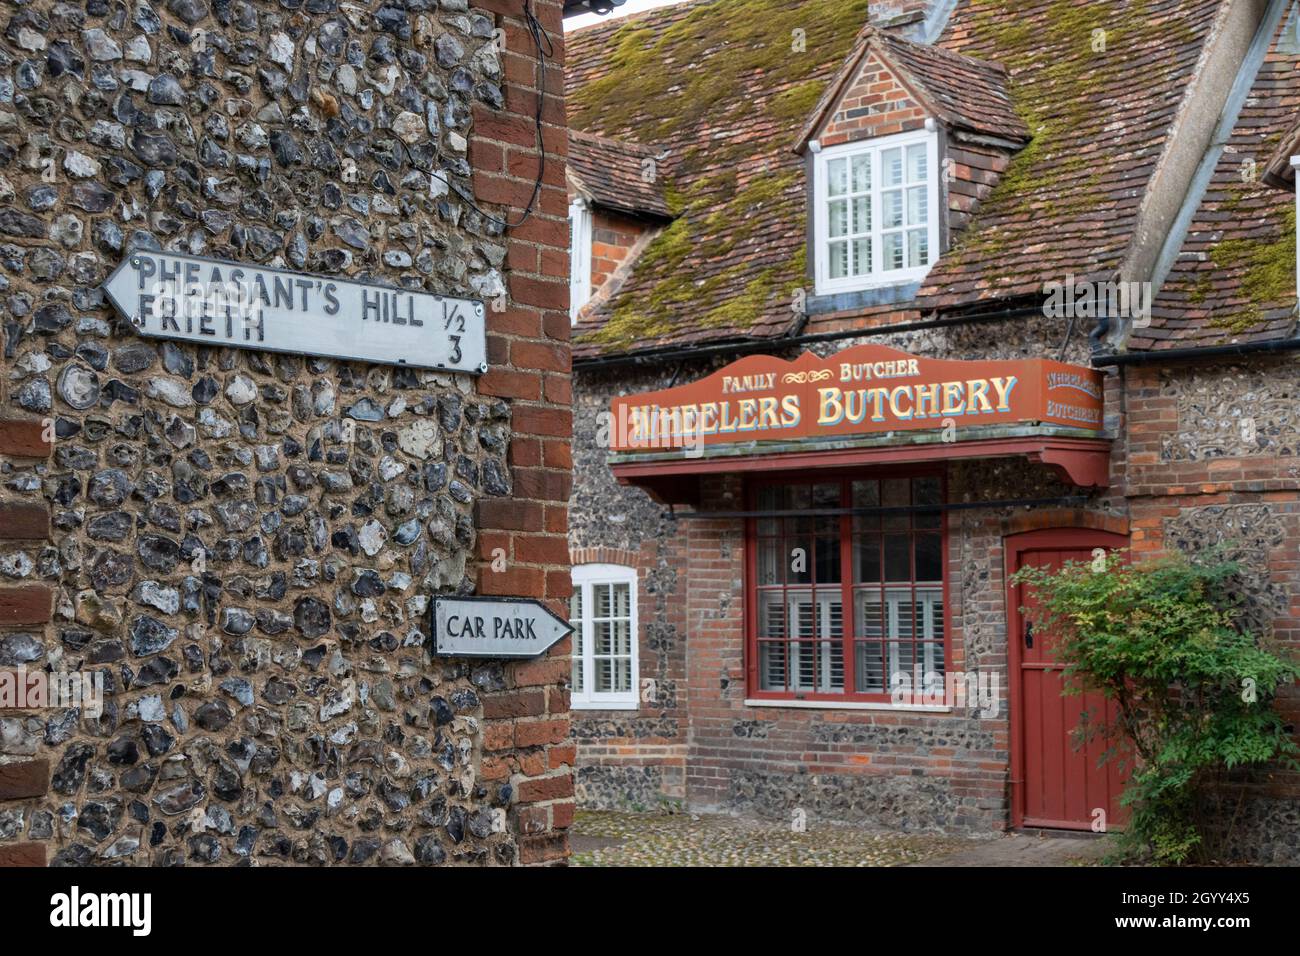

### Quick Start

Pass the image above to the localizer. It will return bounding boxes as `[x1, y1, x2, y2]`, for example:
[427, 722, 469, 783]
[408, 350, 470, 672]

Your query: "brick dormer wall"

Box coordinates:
[817, 52, 931, 147]
[591, 209, 652, 291]
[812, 51, 1015, 249]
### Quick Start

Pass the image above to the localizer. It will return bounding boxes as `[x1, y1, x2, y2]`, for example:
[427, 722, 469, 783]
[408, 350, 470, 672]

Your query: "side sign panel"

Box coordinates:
[432, 597, 573, 659]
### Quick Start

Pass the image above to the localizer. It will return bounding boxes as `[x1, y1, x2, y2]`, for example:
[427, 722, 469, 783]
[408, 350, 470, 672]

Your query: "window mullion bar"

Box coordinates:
[583, 583, 594, 703]
[910, 484, 920, 693]
[872, 148, 882, 276]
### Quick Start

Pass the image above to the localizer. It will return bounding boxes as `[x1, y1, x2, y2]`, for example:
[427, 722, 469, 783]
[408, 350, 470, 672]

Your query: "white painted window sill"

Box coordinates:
[813, 274, 931, 299]
[572, 701, 640, 712]
[743, 698, 953, 713]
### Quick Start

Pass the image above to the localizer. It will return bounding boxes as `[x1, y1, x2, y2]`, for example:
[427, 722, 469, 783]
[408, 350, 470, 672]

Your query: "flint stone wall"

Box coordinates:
[0, 0, 574, 866]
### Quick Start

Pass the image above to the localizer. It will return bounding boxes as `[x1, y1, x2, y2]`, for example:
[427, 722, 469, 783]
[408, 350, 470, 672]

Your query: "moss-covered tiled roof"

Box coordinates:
[566, 0, 1237, 357]
[1135, 15, 1300, 351]
[566, 0, 872, 356]
[914, 0, 1222, 310]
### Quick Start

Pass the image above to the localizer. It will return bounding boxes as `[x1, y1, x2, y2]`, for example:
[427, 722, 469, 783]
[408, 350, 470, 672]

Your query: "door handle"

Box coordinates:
[1024, 622, 1034, 649]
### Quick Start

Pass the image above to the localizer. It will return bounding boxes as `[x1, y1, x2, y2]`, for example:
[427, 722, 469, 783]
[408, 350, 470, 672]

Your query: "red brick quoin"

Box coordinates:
[0, 422, 53, 866]
[471, 0, 574, 866]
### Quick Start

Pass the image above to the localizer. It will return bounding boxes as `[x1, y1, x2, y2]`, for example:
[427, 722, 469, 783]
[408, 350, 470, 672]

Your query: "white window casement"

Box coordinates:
[1291, 156, 1300, 303]
[569, 197, 593, 321]
[812, 129, 941, 296]
[569, 563, 639, 710]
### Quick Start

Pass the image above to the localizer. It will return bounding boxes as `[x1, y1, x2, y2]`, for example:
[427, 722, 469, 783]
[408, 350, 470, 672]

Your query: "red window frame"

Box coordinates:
[744, 467, 949, 704]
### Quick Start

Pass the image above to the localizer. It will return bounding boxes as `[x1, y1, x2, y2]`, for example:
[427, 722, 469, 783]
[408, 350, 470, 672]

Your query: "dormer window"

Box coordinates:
[566, 131, 676, 325]
[795, 29, 1027, 302]
[813, 129, 939, 295]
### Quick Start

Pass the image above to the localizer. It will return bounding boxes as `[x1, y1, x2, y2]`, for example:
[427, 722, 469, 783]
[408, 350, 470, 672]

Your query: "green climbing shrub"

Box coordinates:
[1011, 549, 1300, 864]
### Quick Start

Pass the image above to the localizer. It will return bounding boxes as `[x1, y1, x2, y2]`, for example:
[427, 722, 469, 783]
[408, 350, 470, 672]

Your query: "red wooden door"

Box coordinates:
[1007, 530, 1129, 831]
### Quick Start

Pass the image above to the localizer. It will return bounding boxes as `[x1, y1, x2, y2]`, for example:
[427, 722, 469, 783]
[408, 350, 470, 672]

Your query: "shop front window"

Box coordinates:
[750, 474, 946, 703]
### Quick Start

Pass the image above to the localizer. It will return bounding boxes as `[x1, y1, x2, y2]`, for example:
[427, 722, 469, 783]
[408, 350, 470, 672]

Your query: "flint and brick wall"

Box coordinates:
[679, 460, 1127, 832]
[569, 542, 687, 809]
[569, 366, 688, 810]
[0, 420, 53, 866]
[572, 331, 1300, 860]
[1122, 356, 1300, 862]
[0, 0, 573, 867]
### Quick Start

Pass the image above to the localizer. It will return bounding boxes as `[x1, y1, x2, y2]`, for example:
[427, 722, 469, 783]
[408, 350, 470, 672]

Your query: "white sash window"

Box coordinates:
[569, 197, 593, 321]
[570, 563, 639, 710]
[813, 130, 940, 296]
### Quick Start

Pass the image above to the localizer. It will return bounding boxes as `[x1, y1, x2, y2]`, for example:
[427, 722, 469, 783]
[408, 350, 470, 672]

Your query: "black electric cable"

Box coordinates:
[1057, 311, 1076, 361]
[406, 0, 554, 233]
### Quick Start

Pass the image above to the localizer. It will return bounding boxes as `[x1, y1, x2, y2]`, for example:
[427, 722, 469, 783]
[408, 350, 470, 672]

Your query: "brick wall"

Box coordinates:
[817, 52, 929, 148]
[465, 0, 576, 866]
[590, 208, 651, 291]
[0, 416, 53, 866]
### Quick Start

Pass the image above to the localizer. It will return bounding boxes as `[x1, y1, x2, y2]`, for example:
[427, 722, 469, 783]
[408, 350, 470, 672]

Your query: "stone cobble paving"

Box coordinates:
[570, 810, 978, 867]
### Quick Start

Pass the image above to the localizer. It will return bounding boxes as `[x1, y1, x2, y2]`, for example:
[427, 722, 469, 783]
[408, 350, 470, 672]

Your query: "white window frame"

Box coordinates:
[570, 563, 639, 710]
[812, 128, 941, 296]
[1291, 156, 1300, 304]
[569, 196, 593, 322]
[759, 589, 844, 694]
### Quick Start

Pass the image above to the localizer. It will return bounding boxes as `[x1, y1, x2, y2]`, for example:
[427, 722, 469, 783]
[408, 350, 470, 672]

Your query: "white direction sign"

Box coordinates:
[432, 597, 573, 659]
[103, 251, 487, 373]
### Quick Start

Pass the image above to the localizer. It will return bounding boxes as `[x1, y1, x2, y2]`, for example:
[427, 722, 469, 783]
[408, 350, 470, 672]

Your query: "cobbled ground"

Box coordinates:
[570, 810, 979, 867]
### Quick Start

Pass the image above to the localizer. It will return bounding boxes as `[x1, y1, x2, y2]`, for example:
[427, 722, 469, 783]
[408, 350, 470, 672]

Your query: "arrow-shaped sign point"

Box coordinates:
[102, 255, 142, 326]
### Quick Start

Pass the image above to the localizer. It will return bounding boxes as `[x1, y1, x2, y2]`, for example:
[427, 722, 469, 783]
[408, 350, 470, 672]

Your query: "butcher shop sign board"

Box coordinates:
[609, 344, 1105, 452]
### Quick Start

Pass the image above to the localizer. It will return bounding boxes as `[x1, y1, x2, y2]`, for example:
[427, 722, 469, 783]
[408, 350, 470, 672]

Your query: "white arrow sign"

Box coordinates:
[432, 597, 573, 659]
[103, 250, 487, 373]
